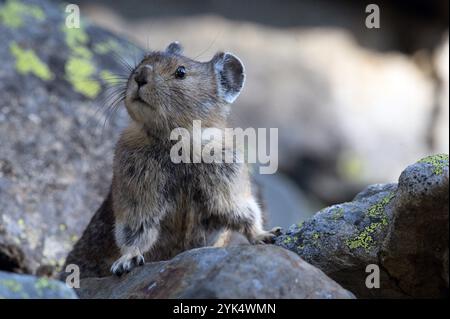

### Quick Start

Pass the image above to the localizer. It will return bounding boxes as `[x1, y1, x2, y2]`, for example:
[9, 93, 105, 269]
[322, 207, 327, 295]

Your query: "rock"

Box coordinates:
[0, 0, 140, 274]
[254, 172, 320, 228]
[76, 245, 354, 299]
[0, 270, 77, 298]
[381, 154, 449, 297]
[276, 154, 449, 298]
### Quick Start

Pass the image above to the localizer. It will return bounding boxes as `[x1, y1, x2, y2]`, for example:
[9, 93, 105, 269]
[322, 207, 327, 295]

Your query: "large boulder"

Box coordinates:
[0, 0, 139, 274]
[0, 270, 77, 298]
[276, 154, 449, 298]
[76, 245, 354, 299]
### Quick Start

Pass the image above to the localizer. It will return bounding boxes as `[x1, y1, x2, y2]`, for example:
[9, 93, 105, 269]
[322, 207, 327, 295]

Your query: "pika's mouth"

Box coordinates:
[133, 89, 147, 104]
[132, 89, 155, 110]
[134, 95, 145, 104]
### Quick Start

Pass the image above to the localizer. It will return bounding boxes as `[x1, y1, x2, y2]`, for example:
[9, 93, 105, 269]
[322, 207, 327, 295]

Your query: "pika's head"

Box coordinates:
[124, 42, 245, 131]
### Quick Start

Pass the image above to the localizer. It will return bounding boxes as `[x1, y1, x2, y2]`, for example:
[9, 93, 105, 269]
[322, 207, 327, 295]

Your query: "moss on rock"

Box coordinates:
[332, 207, 344, 220]
[418, 154, 449, 175]
[366, 192, 394, 225]
[10, 42, 53, 80]
[0, 0, 45, 28]
[346, 222, 382, 251]
[94, 38, 122, 55]
[65, 57, 100, 99]
[346, 192, 395, 252]
[0, 279, 23, 293]
[62, 24, 101, 98]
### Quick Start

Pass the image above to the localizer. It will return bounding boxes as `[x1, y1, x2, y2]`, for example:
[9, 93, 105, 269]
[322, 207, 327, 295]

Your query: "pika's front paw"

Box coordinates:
[252, 227, 282, 244]
[269, 226, 282, 236]
[111, 253, 145, 276]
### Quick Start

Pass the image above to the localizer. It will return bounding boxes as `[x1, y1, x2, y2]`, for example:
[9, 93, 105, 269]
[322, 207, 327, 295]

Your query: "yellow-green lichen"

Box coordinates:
[93, 38, 122, 55]
[346, 222, 382, 250]
[10, 42, 53, 81]
[62, 26, 89, 48]
[366, 192, 394, 226]
[332, 207, 344, 220]
[100, 70, 121, 85]
[17, 218, 25, 227]
[0, 279, 23, 293]
[35, 277, 54, 290]
[337, 152, 364, 182]
[0, 0, 45, 28]
[296, 221, 304, 228]
[282, 235, 296, 245]
[347, 193, 395, 251]
[71, 46, 93, 60]
[62, 24, 101, 98]
[309, 232, 321, 247]
[418, 154, 449, 175]
[65, 57, 101, 99]
[70, 234, 79, 243]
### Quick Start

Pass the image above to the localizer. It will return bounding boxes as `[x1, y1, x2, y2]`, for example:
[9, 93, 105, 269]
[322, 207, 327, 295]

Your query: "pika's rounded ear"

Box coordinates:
[211, 52, 245, 104]
[166, 41, 183, 54]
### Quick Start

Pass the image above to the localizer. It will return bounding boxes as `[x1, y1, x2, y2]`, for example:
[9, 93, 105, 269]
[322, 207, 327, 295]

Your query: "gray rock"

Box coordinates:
[76, 245, 354, 299]
[254, 172, 320, 228]
[381, 154, 449, 297]
[0, 0, 141, 274]
[0, 270, 77, 299]
[276, 154, 449, 298]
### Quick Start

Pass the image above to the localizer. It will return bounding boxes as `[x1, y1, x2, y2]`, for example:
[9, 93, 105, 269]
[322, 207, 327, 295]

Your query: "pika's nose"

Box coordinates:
[134, 65, 152, 87]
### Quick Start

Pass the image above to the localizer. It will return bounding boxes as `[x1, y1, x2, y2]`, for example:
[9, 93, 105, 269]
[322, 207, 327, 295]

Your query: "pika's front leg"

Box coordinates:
[110, 145, 170, 276]
[199, 164, 281, 245]
[206, 191, 281, 244]
[238, 197, 282, 244]
[111, 220, 160, 276]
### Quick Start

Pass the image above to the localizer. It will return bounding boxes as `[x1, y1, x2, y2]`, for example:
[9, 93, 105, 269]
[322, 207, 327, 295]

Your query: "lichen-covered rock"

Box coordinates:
[275, 154, 449, 298]
[0, 0, 140, 274]
[0, 270, 77, 298]
[381, 154, 449, 297]
[76, 245, 354, 299]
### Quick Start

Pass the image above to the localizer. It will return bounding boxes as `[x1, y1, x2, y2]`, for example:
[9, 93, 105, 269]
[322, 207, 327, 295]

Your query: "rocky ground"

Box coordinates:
[68, 154, 447, 299]
[276, 155, 449, 298]
[77, 245, 355, 299]
[0, 270, 77, 298]
[0, 0, 448, 299]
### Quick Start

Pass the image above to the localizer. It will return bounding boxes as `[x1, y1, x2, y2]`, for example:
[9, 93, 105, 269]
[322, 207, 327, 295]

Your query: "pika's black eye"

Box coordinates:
[175, 66, 186, 79]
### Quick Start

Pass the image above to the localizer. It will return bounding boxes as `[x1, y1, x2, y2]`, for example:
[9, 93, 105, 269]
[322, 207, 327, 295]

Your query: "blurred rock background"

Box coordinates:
[77, 0, 449, 224]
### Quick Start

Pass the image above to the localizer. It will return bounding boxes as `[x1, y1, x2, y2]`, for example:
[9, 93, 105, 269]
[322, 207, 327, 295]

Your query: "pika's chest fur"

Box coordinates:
[111, 127, 242, 260]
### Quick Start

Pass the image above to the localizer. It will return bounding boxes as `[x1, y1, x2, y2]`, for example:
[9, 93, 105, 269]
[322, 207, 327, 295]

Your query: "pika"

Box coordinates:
[62, 42, 279, 279]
